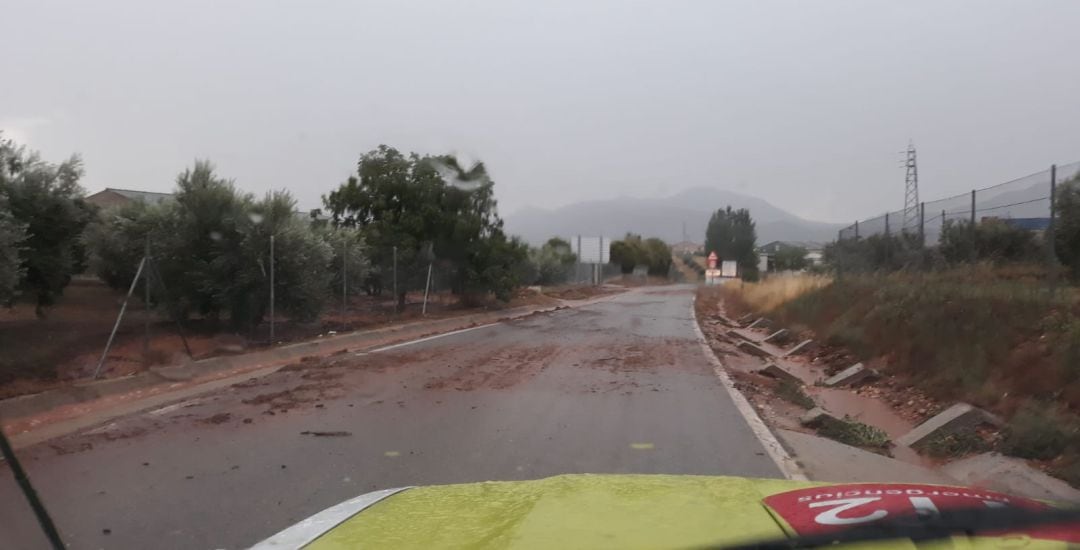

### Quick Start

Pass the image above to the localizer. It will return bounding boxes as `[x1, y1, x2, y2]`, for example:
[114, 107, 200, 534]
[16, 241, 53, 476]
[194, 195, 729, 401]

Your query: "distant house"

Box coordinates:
[86, 188, 173, 209]
[671, 241, 704, 256]
[757, 240, 825, 271]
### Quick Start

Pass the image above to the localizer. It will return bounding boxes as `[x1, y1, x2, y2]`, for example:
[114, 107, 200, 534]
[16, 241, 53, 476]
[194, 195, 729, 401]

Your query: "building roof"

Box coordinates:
[90, 188, 174, 204]
[671, 241, 703, 250]
[758, 240, 824, 253]
[988, 217, 1051, 231]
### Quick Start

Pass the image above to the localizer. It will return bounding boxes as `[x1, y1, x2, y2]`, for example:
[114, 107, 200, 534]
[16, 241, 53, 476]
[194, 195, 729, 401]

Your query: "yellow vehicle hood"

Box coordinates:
[254, 474, 1074, 549]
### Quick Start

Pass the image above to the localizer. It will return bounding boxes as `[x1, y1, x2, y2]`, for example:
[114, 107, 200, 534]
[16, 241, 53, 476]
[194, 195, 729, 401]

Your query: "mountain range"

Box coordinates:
[503, 187, 845, 246]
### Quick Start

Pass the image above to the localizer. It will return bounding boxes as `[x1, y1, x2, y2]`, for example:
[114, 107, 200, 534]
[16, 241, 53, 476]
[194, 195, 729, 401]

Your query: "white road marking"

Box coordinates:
[147, 398, 201, 417]
[366, 322, 502, 353]
[689, 296, 808, 481]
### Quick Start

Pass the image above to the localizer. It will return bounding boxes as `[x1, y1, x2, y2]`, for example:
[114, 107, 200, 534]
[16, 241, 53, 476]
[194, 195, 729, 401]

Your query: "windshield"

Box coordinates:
[3, 1, 1080, 549]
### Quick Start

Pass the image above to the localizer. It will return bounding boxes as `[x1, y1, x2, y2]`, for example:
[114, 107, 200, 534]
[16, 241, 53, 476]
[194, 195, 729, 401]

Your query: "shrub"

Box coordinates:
[921, 431, 991, 459]
[0, 136, 94, 314]
[1001, 402, 1080, 460]
[940, 219, 1041, 264]
[817, 416, 891, 450]
[90, 162, 338, 329]
[776, 380, 815, 409]
[610, 234, 671, 275]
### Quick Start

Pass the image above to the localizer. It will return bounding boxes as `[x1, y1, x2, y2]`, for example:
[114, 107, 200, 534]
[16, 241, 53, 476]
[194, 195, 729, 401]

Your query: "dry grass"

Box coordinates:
[726, 273, 832, 313]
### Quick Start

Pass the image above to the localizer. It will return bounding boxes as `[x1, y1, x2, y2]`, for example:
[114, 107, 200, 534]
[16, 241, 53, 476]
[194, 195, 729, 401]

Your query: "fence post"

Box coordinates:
[1050, 164, 1058, 290]
[144, 236, 151, 359]
[597, 237, 603, 285]
[422, 262, 432, 315]
[919, 202, 925, 245]
[94, 257, 147, 379]
[269, 235, 275, 343]
[342, 236, 348, 330]
[576, 235, 582, 284]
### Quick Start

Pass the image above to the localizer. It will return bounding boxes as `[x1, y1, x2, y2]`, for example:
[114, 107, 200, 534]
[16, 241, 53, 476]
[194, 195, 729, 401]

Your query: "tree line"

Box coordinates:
[0, 137, 638, 328]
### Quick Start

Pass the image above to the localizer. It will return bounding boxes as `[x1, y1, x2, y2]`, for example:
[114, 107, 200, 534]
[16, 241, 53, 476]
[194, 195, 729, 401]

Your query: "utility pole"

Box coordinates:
[392, 245, 398, 312]
[902, 141, 920, 234]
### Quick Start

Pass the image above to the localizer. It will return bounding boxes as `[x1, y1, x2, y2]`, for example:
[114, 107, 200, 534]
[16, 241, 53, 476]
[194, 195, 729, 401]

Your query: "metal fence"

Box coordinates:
[838, 161, 1080, 245]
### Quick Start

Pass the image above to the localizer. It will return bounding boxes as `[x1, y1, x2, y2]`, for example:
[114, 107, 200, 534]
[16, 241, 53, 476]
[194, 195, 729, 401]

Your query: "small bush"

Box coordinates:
[1001, 403, 1080, 460]
[776, 380, 815, 409]
[921, 431, 991, 459]
[817, 416, 891, 450]
[1051, 454, 1080, 488]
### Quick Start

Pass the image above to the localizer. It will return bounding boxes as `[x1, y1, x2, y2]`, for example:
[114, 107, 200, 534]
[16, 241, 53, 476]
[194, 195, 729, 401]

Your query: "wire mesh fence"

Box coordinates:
[838, 161, 1080, 245]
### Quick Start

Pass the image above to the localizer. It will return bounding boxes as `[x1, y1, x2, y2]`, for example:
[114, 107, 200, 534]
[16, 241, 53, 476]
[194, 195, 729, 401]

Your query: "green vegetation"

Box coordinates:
[921, 431, 991, 459]
[682, 254, 705, 278]
[824, 233, 934, 273]
[1001, 402, 1080, 460]
[0, 135, 95, 315]
[89, 162, 344, 330]
[776, 380, 815, 409]
[772, 244, 808, 272]
[525, 237, 577, 286]
[704, 206, 758, 280]
[766, 269, 1080, 408]
[322, 145, 526, 306]
[0, 191, 26, 305]
[1056, 174, 1080, 279]
[816, 416, 891, 450]
[939, 219, 1042, 264]
[744, 266, 1080, 472]
[610, 234, 672, 275]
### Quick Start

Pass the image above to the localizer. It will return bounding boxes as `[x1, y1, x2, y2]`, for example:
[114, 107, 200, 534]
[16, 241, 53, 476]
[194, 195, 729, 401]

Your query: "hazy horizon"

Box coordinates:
[4, 1, 1079, 224]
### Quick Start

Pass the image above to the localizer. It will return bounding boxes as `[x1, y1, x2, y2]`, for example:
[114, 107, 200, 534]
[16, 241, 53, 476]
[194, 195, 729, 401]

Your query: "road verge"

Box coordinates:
[689, 296, 808, 481]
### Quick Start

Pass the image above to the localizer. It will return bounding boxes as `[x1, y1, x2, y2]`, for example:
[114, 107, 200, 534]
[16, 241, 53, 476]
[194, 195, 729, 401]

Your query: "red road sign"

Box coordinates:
[707, 252, 718, 269]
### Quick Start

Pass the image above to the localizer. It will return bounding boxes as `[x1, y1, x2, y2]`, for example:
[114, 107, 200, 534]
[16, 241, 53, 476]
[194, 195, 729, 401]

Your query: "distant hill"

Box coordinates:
[503, 187, 845, 245]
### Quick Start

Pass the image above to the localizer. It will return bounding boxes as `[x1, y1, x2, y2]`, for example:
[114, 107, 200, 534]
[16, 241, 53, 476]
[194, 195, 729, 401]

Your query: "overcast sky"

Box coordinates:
[3, 1, 1079, 223]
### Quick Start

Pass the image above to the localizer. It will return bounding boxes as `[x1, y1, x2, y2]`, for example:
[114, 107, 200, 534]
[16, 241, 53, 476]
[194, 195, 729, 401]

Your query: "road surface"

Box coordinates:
[2, 285, 781, 549]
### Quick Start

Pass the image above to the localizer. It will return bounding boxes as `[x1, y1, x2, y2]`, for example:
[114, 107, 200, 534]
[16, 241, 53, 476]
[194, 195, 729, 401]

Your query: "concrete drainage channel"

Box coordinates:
[697, 304, 1080, 503]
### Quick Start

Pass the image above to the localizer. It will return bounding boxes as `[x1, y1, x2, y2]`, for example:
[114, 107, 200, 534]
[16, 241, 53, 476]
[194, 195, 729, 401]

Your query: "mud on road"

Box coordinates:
[1, 285, 781, 550]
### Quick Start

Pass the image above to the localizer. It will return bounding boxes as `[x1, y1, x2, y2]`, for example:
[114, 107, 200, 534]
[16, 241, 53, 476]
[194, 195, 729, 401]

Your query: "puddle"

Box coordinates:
[809, 387, 912, 438]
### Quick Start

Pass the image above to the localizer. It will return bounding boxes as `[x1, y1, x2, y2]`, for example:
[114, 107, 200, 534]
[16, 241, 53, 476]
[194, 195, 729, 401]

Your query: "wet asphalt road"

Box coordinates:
[1, 285, 781, 549]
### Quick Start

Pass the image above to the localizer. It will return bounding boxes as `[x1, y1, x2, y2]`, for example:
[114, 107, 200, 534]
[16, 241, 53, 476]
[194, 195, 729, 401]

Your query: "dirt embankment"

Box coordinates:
[710, 269, 1080, 485]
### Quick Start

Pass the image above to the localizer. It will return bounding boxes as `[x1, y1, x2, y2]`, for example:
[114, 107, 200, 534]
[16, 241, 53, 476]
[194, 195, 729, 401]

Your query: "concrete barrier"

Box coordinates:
[737, 340, 775, 358]
[823, 363, 878, 387]
[784, 339, 814, 357]
[897, 403, 1004, 449]
[761, 328, 790, 344]
[757, 362, 802, 385]
[725, 329, 753, 342]
[800, 407, 839, 428]
[747, 318, 772, 330]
